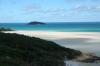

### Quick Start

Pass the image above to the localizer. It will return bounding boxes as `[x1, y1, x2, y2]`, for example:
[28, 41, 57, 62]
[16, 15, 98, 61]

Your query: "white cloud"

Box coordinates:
[66, 0, 100, 2]
[51, 13, 67, 19]
[96, 5, 100, 12]
[11, 0, 16, 5]
[75, 11, 81, 14]
[51, 13, 62, 16]
[23, 4, 47, 13]
[18, 0, 22, 3]
[85, 4, 93, 10]
[71, 4, 100, 12]
[33, 9, 43, 12]
[45, 8, 67, 13]
[10, 0, 22, 5]
[65, 0, 86, 3]
[46, 8, 60, 12]
[97, 5, 100, 9]
[91, 14, 96, 18]
[92, 0, 100, 2]
[23, 4, 40, 11]
[22, 5, 67, 14]
[74, 4, 84, 11]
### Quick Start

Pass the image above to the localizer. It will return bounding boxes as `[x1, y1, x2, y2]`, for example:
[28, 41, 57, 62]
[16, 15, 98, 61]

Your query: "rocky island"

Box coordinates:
[27, 21, 45, 25]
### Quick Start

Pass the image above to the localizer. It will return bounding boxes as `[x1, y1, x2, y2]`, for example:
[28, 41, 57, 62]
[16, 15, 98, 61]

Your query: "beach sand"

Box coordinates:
[4, 31, 100, 55]
[4, 31, 100, 43]
[4, 31, 100, 66]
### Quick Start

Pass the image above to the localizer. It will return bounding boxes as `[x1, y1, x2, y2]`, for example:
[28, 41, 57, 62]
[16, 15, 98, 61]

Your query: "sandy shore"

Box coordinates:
[3, 31, 100, 54]
[4, 31, 100, 43]
[3, 30, 100, 66]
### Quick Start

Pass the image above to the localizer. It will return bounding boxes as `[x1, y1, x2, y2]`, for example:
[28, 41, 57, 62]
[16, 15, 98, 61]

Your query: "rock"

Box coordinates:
[27, 21, 45, 25]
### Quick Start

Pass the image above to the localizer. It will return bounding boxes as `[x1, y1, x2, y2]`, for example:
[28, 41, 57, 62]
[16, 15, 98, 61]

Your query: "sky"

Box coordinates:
[0, 0, 100, 23]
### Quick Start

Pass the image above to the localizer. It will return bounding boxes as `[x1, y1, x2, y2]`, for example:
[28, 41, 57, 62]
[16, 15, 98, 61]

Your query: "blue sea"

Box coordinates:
[1, 22, 100, 66]
[0, 22, 100, 32]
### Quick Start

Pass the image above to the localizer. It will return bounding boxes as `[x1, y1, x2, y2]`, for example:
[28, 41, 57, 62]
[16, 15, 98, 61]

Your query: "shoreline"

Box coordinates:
[4, 30, 100, 43]
[3, 30, 100, 63]
[3, 31, 100, 54]
[70, 53, 100, 63]
[4, 30, 100, 52]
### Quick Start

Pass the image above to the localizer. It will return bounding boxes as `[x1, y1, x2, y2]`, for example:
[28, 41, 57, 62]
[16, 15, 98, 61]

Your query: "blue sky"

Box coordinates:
[0, 0, 100, 22]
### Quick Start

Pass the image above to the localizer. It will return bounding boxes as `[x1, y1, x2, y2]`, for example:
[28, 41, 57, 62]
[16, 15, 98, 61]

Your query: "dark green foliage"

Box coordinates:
[0, 57, 21, 66]
[0, 27, 13, 31]
[0, 32, 82, 66]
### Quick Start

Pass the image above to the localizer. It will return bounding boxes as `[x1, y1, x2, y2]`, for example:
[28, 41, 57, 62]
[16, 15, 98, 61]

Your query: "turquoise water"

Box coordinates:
[1, 22, 100, 66]
[0, 22, 100, 32]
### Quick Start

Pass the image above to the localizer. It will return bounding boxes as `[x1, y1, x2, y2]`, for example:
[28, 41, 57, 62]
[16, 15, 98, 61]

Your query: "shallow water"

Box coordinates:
[55, 41, 100, 56]
[0, 22, 100, 32]
[54, 41, 100, 66]
[1, 22, 100, 66]
[66, 61, 100, 66]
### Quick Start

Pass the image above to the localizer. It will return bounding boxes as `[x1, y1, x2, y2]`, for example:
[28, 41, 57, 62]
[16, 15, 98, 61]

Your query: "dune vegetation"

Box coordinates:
[0, 27, 13, 31]
[0, 30, 82, 66]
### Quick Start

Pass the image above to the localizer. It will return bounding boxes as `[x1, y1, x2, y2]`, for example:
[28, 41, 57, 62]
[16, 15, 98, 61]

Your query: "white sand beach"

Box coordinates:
[4, 31, 100, 66]
[4, 31, 100, 55]
[4, 31, 100, 43]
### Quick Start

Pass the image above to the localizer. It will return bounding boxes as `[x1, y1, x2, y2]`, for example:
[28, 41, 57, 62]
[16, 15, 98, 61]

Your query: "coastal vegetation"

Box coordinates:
[0, 32, 82, 66]
[27, 21, 45, 25]
[0, 27, 13, 31]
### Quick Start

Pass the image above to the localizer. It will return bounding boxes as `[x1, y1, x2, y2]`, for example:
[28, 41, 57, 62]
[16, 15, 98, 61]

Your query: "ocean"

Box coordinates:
[0, 22, 100, 66]
[0, 22, 100, 32]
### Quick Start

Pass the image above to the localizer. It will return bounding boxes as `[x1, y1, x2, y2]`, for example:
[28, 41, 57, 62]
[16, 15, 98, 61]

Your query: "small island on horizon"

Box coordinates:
[27, 21, 45, 25]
